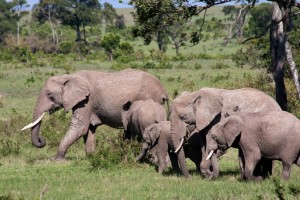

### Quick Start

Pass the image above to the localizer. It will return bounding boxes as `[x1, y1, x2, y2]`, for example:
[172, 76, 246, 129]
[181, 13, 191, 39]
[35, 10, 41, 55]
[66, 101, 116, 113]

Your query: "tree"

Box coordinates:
[33, 0, 59, 46]
[12, 0, 29, 46]
[247, 3, 273, 37]
[102, 2, 117, 25]
[129, 0, 191, 53]
[101, 33, 120, 61]
[0, 0, 18, 44]
[115, 14, 126, 30]
[55, 0, 101, 41]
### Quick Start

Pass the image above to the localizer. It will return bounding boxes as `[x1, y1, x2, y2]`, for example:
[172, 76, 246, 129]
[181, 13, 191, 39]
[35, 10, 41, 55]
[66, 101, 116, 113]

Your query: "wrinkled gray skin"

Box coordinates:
[28, 69, 168, 160]
[204, 111, 300, 180]
[137, 121, 219, 175]
[121, 99, 167, 142]
[170, 87, 281, 177]
[136, 121, 179, 173]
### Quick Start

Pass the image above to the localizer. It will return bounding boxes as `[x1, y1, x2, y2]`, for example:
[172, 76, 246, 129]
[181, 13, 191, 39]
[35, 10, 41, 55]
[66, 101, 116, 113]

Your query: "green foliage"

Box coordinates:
[0, 0, 18, 44]
[54, 0, 101, 41]
[246, 3, 273, 37]
[58, 41, 73, 54]
[42, 111, 71, 149]
[88, 131, 140, 169]
[232, 35, 270, 69]
[101, 33, 121, 60]
[102, 2, 117, 25]
[211, 62, 230, 69]
[0, 138, 20, 157]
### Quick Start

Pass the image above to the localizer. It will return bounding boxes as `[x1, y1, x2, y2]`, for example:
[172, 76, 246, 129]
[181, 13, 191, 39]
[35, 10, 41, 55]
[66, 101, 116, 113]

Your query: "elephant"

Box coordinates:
[121, 99, 167, 141]
[21, 69, 168, 160]
[203, 111, 300, 180]
[136, 121, 214, 175]
[170, 87, 281, 177]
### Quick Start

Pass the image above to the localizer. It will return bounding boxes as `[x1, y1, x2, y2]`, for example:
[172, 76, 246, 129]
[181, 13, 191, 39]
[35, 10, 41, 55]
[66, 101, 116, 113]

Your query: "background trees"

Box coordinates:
[129, 0, 300, 110]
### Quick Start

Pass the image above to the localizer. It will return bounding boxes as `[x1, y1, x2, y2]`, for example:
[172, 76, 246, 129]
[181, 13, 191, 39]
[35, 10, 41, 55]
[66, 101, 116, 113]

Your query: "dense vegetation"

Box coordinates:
[0, 1, 300, 199]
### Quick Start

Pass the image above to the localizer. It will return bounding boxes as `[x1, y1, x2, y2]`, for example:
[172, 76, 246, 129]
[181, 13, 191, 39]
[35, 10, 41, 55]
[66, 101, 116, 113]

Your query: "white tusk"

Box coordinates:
[206, 150, 214, 161]
[21, 112, 46, 131]
[175, 138, 184, 153]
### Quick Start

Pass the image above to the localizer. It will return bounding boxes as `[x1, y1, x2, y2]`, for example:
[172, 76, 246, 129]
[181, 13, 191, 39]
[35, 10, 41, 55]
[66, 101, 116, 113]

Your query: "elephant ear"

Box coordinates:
[222, 116, 243, 147]
[63, 75, 90, 111]
[145, 124, 161, 146]
[194, 90, 223, 131]
[121, 101, 132, 130]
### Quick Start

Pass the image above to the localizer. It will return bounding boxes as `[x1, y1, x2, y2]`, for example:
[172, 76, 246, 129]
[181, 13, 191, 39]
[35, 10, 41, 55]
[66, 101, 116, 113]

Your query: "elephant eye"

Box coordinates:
[179, 114, 186, 120]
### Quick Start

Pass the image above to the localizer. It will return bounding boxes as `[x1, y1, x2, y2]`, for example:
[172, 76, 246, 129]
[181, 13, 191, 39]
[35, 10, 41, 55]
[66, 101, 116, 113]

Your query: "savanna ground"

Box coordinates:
[1, 7, 300, 200]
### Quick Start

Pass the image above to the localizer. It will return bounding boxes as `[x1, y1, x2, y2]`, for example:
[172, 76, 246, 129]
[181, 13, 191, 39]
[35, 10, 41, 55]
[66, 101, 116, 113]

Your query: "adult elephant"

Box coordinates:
[22, 69, 168, 160]
[170, 87, 281, 177]
[204, 111, 300, 180]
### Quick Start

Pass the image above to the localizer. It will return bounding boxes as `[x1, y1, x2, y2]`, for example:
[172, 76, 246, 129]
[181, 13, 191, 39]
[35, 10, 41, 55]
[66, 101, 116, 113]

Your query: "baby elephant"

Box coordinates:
[121, 99, 167, 141]
[136, 121, 203, 174]
[204, 111, 300, 180]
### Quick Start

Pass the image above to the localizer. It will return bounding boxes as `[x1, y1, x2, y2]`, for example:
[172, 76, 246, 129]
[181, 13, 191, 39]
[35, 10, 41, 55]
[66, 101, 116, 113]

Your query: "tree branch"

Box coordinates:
[242, 11, 300, 44]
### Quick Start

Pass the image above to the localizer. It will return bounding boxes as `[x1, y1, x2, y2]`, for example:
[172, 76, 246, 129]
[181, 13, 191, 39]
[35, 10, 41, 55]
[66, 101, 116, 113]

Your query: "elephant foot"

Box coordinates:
[51, 155, 66, 162]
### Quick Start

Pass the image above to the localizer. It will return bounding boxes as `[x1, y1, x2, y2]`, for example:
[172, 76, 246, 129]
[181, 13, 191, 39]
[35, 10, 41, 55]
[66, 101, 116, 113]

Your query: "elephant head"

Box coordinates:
[170, 89, 223, 177]
[22, 74, 90, 148]
[205, 115, 243, 161]
[136, 123, 161, 161]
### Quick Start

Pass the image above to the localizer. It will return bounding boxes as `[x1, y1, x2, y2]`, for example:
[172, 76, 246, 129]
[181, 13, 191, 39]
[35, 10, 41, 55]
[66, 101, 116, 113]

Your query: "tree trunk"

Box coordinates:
[47, 11, 58, 46]
[76, 23, 82, 41]
[285, 41, 300, 98]
[270, 2, 288, 111]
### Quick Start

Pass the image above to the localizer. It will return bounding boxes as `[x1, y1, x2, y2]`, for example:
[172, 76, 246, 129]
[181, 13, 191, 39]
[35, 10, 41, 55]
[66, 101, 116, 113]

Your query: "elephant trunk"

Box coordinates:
[211, 153, 219, 179]
[136, 143, 149, 161]
[30, 89, 50, 148]
[201, 150, 219, 179]
[170, 114, 190, 177]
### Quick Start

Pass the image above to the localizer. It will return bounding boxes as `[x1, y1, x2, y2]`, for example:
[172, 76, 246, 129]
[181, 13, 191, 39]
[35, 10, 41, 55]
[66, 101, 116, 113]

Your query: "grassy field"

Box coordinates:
[1, 55, 300, 199]
[1, 6, 300, 200]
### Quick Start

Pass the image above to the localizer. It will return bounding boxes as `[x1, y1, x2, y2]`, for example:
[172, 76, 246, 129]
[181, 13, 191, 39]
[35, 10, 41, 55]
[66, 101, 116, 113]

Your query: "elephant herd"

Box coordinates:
[22, 69, 300, 181]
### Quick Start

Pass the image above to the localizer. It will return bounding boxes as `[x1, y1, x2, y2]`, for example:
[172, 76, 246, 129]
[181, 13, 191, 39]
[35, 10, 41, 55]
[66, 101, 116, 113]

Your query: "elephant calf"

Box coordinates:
[204, 111, 300, 180]
[137, 121, 204, 174]
[121, 99, 167, 160]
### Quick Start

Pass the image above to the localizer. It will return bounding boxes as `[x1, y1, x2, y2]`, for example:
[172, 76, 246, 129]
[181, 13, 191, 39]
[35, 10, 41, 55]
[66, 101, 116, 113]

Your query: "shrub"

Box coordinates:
[194, 63, 202, 69]
[88, 130, 140, 169]
[212, 62, 230, 69]
[58, 41, 73, 54]
[149, 50, 169, 61]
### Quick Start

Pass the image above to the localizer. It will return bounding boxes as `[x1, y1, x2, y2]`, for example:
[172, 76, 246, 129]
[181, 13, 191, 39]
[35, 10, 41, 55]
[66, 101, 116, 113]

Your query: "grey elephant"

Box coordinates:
[121, 99, 167, 141]
[21, 69, 168, 160]
[204, 111, 300, 180]
[137, 121, 209, 174]
[170, 87, 281, 177]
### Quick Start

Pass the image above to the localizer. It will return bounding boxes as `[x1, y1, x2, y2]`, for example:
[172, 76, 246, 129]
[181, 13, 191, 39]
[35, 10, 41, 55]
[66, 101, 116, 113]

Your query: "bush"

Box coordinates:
[211, 62, 230, 69]
[58, 41, 73, 54]
[88, 130, 140, 169]
[0, 115, 28, 157]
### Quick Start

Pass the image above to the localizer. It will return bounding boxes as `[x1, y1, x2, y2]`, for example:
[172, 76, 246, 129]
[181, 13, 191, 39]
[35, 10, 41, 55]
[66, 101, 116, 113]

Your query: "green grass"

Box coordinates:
[0, 151, 300, 199]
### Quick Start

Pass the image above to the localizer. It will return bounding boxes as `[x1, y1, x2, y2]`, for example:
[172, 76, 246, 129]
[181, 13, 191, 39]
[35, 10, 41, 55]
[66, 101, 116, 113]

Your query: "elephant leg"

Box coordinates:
[243, 151, 261, 181]
[83, 125, 96, 156]
[238, 149, 245, 180]
[282, 161, 292, 180]
[157, 153, 167, 174]
[55, 107, 91, 160]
